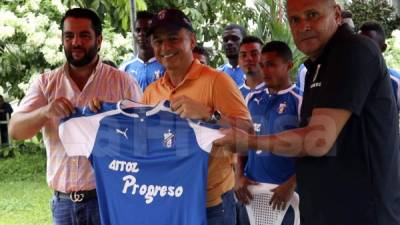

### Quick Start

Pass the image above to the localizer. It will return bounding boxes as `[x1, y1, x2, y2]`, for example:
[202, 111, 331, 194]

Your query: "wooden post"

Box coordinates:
[129, 0, 137, 55]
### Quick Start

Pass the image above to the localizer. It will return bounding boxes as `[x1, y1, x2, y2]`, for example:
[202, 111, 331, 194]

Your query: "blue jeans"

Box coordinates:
[207, 190, 237, 225]
[51, 195, 101, 225]
[236, 201, 251, 225]
[236, 201, 294, 225]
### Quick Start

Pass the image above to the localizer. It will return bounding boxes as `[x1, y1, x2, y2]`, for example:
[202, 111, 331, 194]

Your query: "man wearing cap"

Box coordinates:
[142, 9, 252, 225]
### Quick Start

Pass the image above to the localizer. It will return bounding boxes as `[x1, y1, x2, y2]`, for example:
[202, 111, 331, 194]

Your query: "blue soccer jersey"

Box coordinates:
[59, 101, 223, 225]
[239, 82, 266, 99]
[218, 63, 246, 86]
[244, 85, 302, 184]
[119, 57, 165, 91]
[295, 63, 307, 95]
[389, 68, 400, 111]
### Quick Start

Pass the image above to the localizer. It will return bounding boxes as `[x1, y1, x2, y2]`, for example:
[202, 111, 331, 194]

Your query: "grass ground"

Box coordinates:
[0, 152, 52, 225]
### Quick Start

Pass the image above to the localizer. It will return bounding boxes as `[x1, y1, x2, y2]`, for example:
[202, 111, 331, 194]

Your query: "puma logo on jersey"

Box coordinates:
[116, 128, 128, 140]
[253, 97, 262, 105]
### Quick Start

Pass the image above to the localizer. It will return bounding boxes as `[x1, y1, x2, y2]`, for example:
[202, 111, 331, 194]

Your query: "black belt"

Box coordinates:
[54, 189, 97, 203]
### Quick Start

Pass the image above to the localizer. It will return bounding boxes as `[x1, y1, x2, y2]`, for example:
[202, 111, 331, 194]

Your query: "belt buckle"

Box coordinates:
[70, 192, 84, 202]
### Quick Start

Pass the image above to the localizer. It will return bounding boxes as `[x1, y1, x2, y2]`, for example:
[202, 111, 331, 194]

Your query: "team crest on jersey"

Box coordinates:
[253, 123, 261, 133]
[163, 129, 175, 149]
[278, 102, 287, 114]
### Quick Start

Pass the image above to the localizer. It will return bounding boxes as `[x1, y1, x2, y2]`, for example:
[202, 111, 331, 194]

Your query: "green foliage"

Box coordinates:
[385, 30, 400, 70]
[61, 0, 147, 33]
[345, 0, 400, 35]
[0, 152, 51, 225]
[144, 0, 304, 72]
[0, 0, 64, 99]
[0, 148, 46, 180]
[146, 0, 254, 67]
[0, 141, 45, 158]
[252, 0, 305, 76]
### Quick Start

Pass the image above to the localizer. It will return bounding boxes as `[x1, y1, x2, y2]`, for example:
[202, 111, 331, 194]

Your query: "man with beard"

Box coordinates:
[218, 24, 247, 86]
[9, 8, 142, 225]
[120, 11, 165, 91]
[214, 0, 400, 224]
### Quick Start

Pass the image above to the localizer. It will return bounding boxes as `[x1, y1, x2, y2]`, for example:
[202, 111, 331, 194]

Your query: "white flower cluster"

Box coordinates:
[385, 29, 400, 71]
[391, 30, 400, 50]
[101, 32, 134, 64]
[0, 10, 19, 41]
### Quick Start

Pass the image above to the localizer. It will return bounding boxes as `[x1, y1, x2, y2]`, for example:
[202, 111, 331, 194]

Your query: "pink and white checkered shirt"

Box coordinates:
[17, 59, 142, 192]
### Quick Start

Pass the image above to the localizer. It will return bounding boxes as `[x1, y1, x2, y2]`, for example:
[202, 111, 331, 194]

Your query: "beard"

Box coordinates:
[65, 44, 98, 67]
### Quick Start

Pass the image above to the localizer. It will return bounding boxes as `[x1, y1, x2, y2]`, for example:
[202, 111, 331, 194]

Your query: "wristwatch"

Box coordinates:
[206, 110, 222, 124]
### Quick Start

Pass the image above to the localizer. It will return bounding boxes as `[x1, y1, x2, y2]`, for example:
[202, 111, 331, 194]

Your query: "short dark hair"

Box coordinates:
[262, 41, 293, 61]
[61, 8, 102, 36]
[359, 21, 386, 40]
[224, 24, 247, 37]
[341, 10, 352, 19]
[102, 60, 117, 68]
[193, 45, 209, 56]
[240, 36, 264, 47]
[137, 11, 154, 21]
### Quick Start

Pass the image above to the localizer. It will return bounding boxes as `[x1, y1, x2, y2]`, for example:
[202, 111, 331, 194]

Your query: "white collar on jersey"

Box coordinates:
[117, 100, 173, 118]
[265, 84, 296, 95]
[240, 81, 266, 90]
[135, 56, 157, 64]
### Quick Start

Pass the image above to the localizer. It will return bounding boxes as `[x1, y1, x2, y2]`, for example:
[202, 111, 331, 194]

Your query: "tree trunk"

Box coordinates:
[129, 0, 137, 54]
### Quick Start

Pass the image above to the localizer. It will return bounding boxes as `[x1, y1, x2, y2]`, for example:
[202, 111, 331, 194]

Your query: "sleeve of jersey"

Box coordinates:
[314, 40, 381, 115]
[189, 122, 225, 153]
[58, 111, 107, 158]
[212, 72, 250, 120]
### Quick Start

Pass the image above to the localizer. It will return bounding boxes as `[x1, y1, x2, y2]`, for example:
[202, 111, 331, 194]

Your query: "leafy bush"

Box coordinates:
[385, 29, 400, 70]
[0, 141, 45, 158]
[346, 0, 400, 35]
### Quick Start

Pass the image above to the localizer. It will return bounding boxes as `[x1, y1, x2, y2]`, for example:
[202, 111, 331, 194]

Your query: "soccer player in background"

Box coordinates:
[119, 11, 165, 91]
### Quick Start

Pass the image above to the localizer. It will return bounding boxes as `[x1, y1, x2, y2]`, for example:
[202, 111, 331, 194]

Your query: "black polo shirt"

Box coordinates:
[297, 25, 400, 225]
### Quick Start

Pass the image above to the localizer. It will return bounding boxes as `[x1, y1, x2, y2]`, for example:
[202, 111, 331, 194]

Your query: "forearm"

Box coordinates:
[287, 175, 296, 190]
[248, 126, 318, 157]
[219, 115, 254, 134]
[9, 108, 48, 140]
[236, 155, 248, 177]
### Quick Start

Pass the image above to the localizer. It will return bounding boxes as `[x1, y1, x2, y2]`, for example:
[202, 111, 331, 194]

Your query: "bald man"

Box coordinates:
[214, 1, 400, 224]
